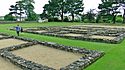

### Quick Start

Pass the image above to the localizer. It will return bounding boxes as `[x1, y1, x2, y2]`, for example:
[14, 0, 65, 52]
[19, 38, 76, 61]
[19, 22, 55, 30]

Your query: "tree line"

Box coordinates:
[4, 0, 37, 21]
[4, 0, 125, 23]
[97, 0, 125, 23]
[41, 0, 84, 22]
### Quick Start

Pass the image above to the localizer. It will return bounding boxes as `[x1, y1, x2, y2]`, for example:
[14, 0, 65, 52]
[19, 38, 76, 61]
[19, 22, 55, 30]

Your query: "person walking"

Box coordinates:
[15, 25, 21, 36]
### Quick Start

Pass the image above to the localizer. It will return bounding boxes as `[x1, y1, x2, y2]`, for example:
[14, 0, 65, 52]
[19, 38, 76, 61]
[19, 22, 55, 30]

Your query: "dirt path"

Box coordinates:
[12, 45, 83, 69]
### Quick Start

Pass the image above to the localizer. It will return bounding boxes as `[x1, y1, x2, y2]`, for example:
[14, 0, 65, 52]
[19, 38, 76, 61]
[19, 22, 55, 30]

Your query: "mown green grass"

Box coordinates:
[0, 22, 125, 70]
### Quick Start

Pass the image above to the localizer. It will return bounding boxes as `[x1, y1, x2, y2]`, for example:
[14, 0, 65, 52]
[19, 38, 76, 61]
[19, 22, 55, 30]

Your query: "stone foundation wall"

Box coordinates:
[20, 26, 125, 44]
[23, 30, 125, 44]
[0, 33, 104, 70]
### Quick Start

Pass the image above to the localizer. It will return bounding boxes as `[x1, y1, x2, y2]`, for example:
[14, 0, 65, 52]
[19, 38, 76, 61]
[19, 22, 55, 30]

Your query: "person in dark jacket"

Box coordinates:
[15, 25, 21, 36]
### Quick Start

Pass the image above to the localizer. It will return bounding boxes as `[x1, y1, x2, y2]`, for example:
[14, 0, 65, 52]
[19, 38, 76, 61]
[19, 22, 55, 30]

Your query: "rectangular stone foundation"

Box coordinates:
[0, 34, 104, 70]
[12, 45, 83, 69]
[0, 39, 27, 49]
[0, 38, 28, 70]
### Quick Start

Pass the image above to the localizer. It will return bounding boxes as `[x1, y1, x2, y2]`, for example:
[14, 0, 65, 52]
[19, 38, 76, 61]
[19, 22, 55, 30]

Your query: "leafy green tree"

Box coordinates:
[43, 0, 59, 21]
[58, 0, 65, 21]
[84, 9, 96, 23]
[44, 0, 65, 21]
[40, 10, 48, 19]
[118, 0, 125, 23]
[9, 5, 18, 21]
[98, 0, 120, 23]
[15, 1, 25, 21]
[22, 0, 37, 21]
[22, 0, 35, 4]
[116, 15, 123, 23]
[9, 1, 24, 21]
[65, 0, 84, 21]
[123, 9, 125, 23]
[100, 0, 125, 23]
[4, 13, 15, 21]
[43, 0, 84, 22]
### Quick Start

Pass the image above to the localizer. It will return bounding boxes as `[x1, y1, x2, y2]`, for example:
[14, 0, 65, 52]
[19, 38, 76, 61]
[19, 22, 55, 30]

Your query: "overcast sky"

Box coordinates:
[0, 0, 102, 16]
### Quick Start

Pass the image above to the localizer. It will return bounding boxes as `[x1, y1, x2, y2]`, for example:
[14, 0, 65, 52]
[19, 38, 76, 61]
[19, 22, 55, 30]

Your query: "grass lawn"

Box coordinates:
[0, 22, 125, 70]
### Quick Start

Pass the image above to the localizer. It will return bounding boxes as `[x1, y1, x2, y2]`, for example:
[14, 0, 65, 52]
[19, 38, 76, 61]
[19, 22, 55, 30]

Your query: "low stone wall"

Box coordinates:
[23, 30, 124, 44]
[0, 37, 11, 40]
[0, 33, 104, 70]
[11, 28, 123, 44]
[0, 35, 12, 40]
[21, 26, 125, 44]
[0, 51, 55, 70]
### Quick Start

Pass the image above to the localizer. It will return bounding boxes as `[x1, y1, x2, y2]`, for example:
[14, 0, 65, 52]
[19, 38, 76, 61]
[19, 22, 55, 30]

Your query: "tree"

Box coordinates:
[9, 1, 25, 21]
[100, 0, 125, 23]
[65, 0, 84, 21]
[9, 5, 18, 21]
[15, 1, 25, 21]
[22, 0, 37, 21]
[42, 0, 84, 22]
[58, 0, 65, 21]
[84, 9, 96, 22]
[43, 0, 64, 21]
[118, 0, 125, 23]
[40, 10, 48, 19]
[4, 13, 15, 21]
[98, 0, 121, 23]
[43, 0, 59, 21]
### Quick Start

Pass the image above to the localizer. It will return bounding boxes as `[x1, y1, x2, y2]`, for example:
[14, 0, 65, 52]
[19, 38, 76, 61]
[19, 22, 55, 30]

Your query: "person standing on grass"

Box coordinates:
[15, 25, 21, 36]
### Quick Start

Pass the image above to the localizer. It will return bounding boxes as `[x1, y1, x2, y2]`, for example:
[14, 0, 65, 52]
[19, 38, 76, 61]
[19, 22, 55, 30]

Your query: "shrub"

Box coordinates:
[4, 14, 16, 21]
[64, 16, 69, 22]
[116, 16, 123, 23]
